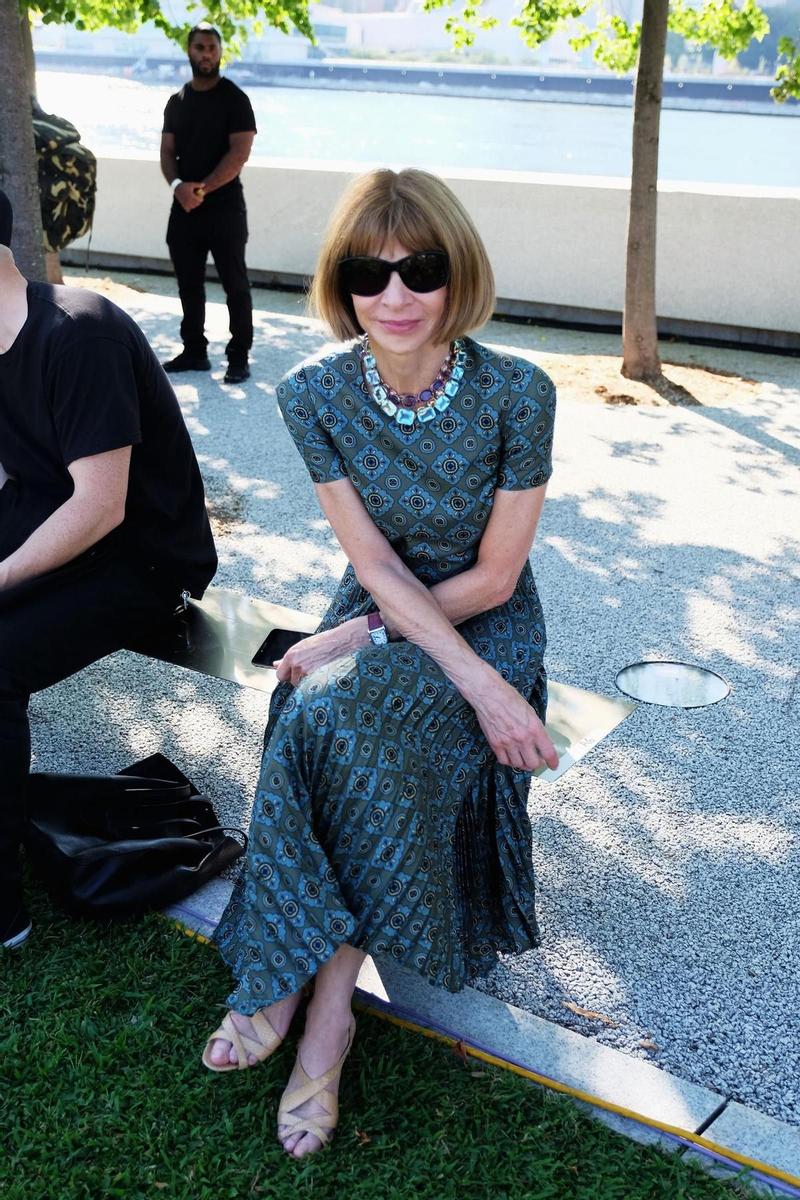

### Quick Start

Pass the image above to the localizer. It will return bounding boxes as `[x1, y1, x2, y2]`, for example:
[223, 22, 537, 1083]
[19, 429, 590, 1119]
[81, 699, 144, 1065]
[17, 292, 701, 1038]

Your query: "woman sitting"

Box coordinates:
[204, 167, 559, 1158]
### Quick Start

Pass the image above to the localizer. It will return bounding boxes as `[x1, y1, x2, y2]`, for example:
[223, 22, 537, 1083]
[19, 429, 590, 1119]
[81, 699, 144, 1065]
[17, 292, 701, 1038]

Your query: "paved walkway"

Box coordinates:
[37, 275, 799, 1138]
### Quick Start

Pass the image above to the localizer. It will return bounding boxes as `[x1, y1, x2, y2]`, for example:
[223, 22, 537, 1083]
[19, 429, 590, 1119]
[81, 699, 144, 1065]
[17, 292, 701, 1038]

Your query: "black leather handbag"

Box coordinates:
[25, 754, 246, 920]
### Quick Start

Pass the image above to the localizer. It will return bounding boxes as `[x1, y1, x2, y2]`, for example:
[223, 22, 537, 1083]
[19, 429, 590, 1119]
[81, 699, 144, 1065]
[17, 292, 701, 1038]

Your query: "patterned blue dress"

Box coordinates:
[214, 337, 556, 1014]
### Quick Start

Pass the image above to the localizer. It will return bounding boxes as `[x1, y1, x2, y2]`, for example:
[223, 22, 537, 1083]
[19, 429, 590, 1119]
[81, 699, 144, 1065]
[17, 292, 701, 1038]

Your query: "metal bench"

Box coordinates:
[124, 587, 633, 783]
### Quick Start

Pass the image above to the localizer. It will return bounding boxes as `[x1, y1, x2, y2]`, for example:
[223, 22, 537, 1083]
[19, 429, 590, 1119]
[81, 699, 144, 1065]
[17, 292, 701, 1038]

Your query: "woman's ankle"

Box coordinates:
[303, 997, 354, 1033]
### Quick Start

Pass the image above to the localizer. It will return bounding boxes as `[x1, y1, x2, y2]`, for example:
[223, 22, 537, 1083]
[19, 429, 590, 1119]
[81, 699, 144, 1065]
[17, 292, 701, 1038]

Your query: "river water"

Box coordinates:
[38, 68, 800, 187]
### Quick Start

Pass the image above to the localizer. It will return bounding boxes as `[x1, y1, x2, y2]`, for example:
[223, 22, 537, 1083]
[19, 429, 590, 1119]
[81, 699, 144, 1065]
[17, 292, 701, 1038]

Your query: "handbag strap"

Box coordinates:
[195, 826, 248, 850]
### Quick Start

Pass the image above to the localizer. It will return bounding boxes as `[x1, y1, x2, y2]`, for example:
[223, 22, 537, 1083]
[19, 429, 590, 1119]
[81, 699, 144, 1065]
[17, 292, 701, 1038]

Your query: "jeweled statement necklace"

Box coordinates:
[360, 336, 467, 428]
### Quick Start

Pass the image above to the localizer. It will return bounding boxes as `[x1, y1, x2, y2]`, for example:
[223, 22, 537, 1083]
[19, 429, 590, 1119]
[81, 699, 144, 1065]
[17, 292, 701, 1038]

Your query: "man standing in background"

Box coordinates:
[160, 24, 257, 384]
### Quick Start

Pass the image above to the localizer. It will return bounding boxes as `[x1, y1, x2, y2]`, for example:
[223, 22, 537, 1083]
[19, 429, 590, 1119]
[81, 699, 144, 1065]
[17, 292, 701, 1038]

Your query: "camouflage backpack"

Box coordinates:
[32, 100, 97, 253]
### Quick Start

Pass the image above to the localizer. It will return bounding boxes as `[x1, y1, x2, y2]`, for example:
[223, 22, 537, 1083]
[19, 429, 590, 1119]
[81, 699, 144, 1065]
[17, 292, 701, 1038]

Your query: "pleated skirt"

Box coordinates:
[214, 636, 546, 1016]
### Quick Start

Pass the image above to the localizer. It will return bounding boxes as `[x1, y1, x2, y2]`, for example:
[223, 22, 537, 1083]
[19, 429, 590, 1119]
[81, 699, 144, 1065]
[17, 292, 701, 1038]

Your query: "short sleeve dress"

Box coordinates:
[214, 336, 556, 1014]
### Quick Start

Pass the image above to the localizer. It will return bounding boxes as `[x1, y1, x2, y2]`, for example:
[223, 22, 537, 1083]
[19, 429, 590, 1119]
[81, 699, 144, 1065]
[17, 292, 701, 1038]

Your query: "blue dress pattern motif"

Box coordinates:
[214, 337, 556, 1013]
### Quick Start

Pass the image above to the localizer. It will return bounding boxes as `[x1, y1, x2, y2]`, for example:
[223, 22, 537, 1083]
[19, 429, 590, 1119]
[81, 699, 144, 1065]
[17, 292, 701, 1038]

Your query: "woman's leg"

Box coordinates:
[206, 942, 364, 1070]
[279, 942, 365, 1157]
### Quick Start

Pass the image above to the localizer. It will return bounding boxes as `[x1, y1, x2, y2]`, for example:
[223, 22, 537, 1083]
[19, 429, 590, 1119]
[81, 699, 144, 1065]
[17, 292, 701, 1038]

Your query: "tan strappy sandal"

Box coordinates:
[202, 1009, 284, 1073]
[277, 1017, 356, 1152]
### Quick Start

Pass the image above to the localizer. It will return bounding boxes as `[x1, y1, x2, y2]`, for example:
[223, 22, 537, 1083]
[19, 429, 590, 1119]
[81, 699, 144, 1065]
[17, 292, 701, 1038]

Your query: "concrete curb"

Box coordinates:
[166, 880, 800, 1196]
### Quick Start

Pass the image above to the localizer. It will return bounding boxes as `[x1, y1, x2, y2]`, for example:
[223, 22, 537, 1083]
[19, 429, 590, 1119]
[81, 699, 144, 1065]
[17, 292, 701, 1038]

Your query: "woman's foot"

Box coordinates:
[205, 989, 304, 1069]
[278, 1006, 356, 1158]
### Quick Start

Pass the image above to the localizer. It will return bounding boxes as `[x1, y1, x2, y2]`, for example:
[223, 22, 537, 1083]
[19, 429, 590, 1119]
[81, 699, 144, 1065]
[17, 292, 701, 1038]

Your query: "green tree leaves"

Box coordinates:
[668, 0, 768, 60]
[773, 35, 800, 101]
[423, 0, 799, 101]
[570, 12, 640, 72]
[27, 0, 315, 50]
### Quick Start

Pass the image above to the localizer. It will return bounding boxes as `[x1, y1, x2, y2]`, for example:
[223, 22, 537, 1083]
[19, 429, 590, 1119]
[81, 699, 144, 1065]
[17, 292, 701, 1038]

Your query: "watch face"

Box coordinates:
[367, 612, 388, 646]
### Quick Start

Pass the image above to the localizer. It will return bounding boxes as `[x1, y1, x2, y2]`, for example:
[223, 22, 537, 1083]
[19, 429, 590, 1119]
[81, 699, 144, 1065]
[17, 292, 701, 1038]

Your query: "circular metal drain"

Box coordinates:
[615, 660, 730, 708]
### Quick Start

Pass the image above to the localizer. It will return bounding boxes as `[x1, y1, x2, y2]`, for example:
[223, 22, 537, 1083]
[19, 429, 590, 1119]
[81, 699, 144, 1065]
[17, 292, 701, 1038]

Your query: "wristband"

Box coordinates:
[170, 178, 183, 194]
[367, 611, 388, 647]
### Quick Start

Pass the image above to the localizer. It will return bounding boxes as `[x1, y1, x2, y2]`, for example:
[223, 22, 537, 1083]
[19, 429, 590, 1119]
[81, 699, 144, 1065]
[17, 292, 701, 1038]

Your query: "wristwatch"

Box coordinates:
[367, 611, 388, 647]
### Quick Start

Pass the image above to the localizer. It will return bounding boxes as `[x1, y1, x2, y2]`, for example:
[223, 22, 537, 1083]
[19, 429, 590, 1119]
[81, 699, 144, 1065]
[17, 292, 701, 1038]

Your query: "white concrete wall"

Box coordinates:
[70, 154, 800, 334]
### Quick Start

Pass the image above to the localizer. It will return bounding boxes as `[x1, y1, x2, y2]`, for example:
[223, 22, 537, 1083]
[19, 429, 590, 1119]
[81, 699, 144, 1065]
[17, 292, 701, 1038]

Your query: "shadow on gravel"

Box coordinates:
[685, 404, 800, 469]
[507, 481, 800, 1121]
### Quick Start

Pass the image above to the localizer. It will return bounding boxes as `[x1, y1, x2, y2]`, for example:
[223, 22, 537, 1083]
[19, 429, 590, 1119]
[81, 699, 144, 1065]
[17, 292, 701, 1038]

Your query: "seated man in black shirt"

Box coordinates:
[0, 189, 217, 949]
[160, 24, 257, 385]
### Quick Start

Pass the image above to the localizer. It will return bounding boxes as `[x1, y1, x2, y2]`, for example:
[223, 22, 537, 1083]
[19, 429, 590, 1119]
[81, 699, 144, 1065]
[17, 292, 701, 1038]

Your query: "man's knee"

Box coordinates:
[226, 280, 251, 304]
[0, 576, 120, 701]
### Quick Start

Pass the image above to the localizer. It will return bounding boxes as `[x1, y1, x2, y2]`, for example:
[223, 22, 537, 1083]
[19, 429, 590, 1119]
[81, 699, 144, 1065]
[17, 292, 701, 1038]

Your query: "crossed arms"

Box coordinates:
[276, 476, 558, 773]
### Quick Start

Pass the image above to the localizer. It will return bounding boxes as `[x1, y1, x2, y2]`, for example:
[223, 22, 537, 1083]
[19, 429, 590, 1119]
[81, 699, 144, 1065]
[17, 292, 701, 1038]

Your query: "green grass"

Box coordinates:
[2, 886, 755, 1200]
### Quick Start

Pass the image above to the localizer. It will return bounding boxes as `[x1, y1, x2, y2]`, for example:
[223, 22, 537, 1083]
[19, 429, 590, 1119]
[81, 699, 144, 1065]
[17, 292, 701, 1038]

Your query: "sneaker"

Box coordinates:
[2, 902, 32, 949]
[163, 351, 211, 374]
[223, 362, 250, 384]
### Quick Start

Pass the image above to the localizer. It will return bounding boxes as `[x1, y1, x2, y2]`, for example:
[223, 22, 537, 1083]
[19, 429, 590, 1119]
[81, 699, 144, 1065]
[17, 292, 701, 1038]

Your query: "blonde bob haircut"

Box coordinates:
[310, 168, 495, 345]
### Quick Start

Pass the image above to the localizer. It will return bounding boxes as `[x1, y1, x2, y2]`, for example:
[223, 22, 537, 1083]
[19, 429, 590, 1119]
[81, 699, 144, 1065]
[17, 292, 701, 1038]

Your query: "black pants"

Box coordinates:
[0, 548, 181, 906]
[167, 199, 253, 365]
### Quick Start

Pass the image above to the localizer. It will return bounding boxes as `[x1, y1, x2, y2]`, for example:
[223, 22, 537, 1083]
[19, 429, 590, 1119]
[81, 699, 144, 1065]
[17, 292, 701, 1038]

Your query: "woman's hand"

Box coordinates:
[469, 666, 559, 772]
[274, 620, 367, 686]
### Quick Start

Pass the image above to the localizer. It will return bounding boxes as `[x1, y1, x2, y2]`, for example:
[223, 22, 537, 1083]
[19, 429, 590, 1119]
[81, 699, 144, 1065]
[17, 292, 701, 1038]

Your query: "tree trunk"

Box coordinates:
[621, 0, 669, 381]
[22, 8, 66, 284]
[19, 5, 37, 101]
[45, 250, 65, 283]
[0, 0, 45, 279]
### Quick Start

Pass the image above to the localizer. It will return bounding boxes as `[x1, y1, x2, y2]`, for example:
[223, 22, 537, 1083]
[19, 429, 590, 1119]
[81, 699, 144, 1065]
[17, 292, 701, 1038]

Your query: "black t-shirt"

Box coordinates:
[162, 77, 257, 205]
[0, 283, 217, 597]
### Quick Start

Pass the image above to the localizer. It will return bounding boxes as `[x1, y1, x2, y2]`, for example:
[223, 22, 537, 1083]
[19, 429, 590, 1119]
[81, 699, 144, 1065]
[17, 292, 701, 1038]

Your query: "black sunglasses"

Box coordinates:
[338, 250, 449, 297]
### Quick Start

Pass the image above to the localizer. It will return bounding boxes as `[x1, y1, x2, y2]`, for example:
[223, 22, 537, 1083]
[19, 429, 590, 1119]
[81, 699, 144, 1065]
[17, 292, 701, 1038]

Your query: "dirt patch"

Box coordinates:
[533, 351, 762, 410]
[594, 386, 636, 406]
[67, 273, 148, 297]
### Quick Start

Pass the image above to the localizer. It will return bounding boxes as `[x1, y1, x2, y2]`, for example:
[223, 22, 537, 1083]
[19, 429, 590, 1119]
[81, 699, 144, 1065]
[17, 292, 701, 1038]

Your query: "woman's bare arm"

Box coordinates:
[279, 475, 556, 771]
[416, 484, 547, 630]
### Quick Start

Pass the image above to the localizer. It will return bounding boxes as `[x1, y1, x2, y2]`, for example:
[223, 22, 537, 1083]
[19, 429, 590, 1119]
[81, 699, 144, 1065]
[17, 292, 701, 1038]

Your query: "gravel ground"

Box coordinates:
[34, 275, 800, 1127]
